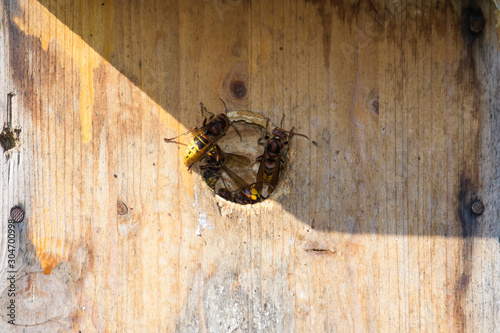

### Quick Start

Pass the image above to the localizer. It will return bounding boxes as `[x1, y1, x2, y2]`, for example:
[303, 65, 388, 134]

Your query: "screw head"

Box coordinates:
[471, 200, 485, 215]
[10, 206, 25, 223]
[468, 12, 484, 34]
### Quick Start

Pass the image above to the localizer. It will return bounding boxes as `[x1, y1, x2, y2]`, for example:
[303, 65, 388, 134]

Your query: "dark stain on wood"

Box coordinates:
[457, 176, 478, 239]
[451, 7, 486, 328]
[457, 8, 485, 88]
[305, 0, 362, 69]
[454, 175, 476, 332]
[7, 8, 28, 103]
[305, 0, 334, 69]
[452, 28, 482, 325]
[455, 53, 477, 87]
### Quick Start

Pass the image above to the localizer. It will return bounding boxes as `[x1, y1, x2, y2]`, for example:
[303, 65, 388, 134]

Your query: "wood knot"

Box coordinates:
[230, 80, 247, 99]
[368, 97, 379, 116]
[222, 62, 249, 108]
[117, 201, 129, 215]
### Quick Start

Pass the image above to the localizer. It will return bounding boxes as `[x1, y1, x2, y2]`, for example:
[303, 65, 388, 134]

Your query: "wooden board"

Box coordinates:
[1, 0, 499, 331]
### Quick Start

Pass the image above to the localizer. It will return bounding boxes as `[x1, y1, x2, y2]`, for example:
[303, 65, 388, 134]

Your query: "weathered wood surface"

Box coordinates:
[1, 0, 499, 331]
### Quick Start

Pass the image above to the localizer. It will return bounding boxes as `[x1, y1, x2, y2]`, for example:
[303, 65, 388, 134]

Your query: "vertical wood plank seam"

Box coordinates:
[416, 0, 422, 329]
[395, 2, 401, 331]
[445, 4, 453, 331]
[429, 0, 435, 328]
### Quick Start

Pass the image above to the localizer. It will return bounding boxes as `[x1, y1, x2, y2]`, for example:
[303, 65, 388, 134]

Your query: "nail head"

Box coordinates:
[471, 200, 484, 215]
[468, 12, 484, 34]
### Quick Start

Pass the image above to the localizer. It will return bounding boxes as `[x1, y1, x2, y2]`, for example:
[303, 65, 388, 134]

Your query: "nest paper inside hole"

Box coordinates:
[198, 110, 286, 205]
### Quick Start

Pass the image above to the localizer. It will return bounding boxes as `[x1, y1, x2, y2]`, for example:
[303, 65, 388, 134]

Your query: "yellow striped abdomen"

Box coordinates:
[184, 134, 211, 168]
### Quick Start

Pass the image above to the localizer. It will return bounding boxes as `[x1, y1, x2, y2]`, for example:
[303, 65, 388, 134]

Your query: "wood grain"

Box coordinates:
[0, 0, 499, 331]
